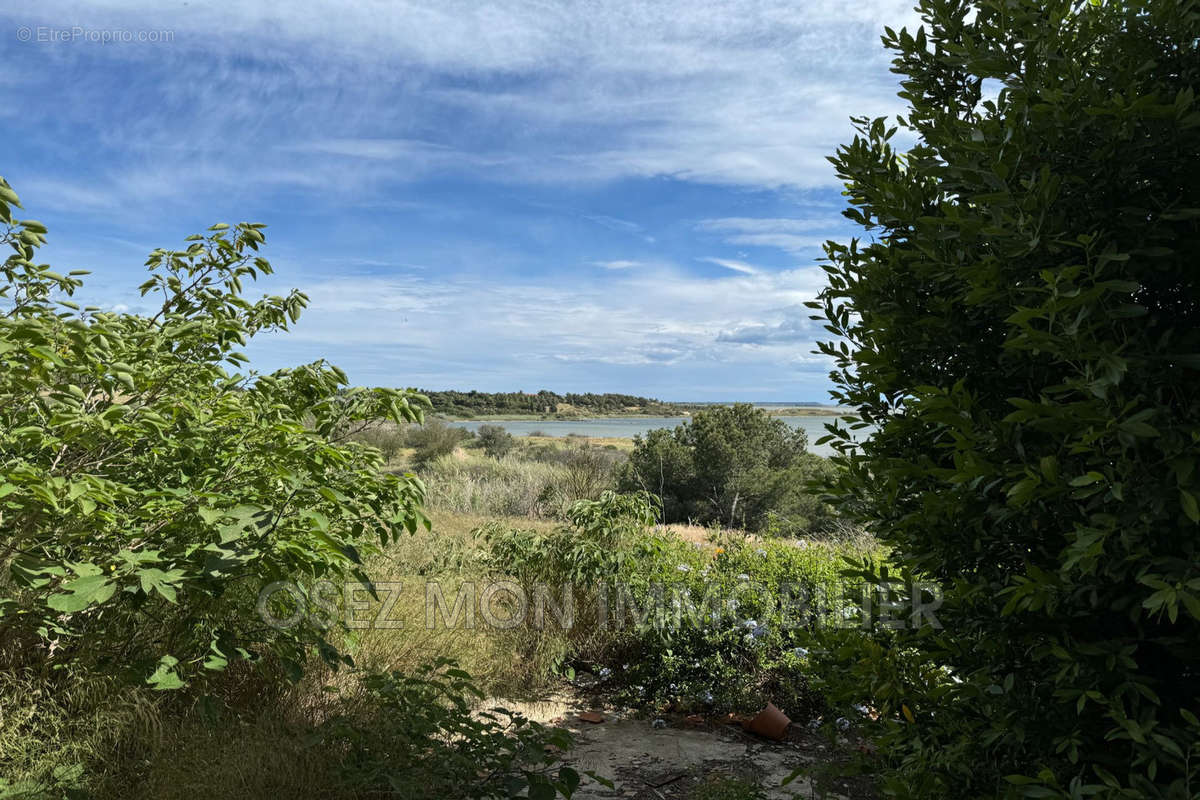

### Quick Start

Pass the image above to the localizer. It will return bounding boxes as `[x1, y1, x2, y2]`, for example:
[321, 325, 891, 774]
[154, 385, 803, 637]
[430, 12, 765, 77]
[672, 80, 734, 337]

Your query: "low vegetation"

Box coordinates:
[479, 490, 879, 718]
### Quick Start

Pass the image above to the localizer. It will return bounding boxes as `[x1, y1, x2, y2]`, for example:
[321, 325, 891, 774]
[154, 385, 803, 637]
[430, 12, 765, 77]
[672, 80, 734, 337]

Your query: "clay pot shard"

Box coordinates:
[577, 710, 606, 724]
[744, 703, 791, 740]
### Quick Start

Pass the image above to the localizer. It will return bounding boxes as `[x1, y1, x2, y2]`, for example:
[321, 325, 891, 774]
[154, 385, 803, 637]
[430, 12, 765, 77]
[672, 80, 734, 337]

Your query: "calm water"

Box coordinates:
[445, 415, 864, 457]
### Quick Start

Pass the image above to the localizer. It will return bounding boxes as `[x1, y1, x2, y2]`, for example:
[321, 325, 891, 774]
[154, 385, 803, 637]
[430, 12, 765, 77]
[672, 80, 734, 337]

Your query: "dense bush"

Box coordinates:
[619, 403, 836, 534]
[813, 1, 1200, 796]
[318, 659, 590, 799]
[602, 533, 867, 719]
[481, 491, 875, 718]
[0, 181, 429, 690]
[406, 419, 473, 465]
[477, 423, 516, 459]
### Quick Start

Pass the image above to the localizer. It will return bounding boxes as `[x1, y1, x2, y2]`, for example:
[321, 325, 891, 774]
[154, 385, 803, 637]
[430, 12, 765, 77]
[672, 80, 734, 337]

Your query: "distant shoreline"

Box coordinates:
[436, 405, 850, 422]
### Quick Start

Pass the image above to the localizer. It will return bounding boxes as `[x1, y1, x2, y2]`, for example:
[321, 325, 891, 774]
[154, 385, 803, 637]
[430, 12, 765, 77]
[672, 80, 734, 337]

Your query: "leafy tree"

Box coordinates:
[476, 423, 516, 459]
[407, 420, 472, 466]
[620, 404, 831, 533]
[0, 177, 430, 690]
[814, 1, 1200, 795]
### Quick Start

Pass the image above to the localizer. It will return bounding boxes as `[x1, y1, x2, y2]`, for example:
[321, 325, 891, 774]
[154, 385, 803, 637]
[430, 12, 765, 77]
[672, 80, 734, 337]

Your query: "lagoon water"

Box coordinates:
[445, 415, 864, 457]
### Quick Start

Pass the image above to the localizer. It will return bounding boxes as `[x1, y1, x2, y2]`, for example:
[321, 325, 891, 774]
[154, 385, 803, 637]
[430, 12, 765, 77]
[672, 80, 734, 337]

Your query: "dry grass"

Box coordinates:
[340, 509, 569, 696]
[413, 445, 625, 520]
[520, 434, 635, 452]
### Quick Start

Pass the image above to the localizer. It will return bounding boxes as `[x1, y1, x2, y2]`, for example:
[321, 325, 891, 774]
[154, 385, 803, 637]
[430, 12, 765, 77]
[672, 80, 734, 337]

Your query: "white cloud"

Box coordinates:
[6, 0, 919, 208]
[592, 260, 642, 270]
[698, 216, 849, 254]
[237, 261, 832, 382]
[700, 257, 759, 275]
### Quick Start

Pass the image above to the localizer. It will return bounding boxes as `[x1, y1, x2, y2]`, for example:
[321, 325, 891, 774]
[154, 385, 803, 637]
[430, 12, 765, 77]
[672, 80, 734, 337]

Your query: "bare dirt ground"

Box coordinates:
[498, 689, 877, 800]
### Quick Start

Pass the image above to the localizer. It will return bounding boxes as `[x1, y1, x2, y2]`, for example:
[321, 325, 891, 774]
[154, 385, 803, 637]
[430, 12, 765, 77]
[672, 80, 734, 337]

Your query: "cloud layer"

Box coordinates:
[2, 0, 916, 398]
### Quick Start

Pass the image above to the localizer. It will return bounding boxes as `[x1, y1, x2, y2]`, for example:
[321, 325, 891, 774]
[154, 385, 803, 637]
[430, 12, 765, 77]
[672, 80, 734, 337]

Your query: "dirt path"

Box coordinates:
[498, 691, 876, 800]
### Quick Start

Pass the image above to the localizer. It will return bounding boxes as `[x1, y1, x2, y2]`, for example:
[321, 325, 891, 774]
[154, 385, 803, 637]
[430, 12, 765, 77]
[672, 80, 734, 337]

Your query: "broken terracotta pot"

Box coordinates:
[577, 710, 606, 724]
[744, 703, 791, 740]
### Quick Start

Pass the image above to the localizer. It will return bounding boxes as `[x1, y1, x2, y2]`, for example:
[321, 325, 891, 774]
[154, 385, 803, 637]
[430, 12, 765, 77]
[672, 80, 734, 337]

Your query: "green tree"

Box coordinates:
[0, 178, 430, 690]
[620, 404, 831, 533]
[814, 1, 1200, 795]
[476, 423, 516, 459]
[407, 420, 472, 466]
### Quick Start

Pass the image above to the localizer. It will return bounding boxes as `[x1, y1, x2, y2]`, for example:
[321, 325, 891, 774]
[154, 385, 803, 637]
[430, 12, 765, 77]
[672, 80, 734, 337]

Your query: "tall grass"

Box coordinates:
[348, 510, 571, 696]
[421, 453, 563, 516]
[418, 445, 623, 519]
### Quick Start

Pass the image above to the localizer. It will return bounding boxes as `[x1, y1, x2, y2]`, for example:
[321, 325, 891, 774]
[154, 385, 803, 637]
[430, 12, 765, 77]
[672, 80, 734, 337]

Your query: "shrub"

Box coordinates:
[477, 423, 516, 459]
[0, 181, 429, 692]
[539, 445, 625, 516]
[348, 423, 406, 464]
[813, 1, 1200, 796]
[407, 420, 472, 466]
[318, 659, 589, 799]
[420, 452, 564, 517]
[481, 491, 876, 719]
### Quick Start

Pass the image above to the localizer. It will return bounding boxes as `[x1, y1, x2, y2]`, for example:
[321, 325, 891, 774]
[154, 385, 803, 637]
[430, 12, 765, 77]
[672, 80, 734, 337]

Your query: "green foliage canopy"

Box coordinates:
[422, 388, 684, 417]
[619, 403, 834, 534]
[477, 423, 516, 459]
[813, 1, 1200, 795]
[0, 178, 430, 689]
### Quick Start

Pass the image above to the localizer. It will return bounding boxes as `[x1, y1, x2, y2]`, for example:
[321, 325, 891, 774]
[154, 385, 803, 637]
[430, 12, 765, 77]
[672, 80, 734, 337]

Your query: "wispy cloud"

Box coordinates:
[700, 257, 759, 275]
[698, 216, 849, 254]
[592, 260, 643, 270]
[3, 0, 914, 211]
[3, 0, 914, 398]
[234, 262, 832, 391]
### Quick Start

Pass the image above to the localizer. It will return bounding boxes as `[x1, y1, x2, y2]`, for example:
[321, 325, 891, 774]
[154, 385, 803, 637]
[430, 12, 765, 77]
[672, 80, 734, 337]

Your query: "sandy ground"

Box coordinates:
[494, 689, 876, 800]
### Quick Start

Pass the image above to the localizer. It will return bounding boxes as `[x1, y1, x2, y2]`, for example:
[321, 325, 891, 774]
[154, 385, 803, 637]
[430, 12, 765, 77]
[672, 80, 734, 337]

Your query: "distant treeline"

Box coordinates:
[421, 389, 687, 417]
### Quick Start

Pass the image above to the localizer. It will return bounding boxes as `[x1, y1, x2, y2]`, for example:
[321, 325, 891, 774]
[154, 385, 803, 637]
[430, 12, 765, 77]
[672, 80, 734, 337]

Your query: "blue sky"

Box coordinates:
[2, 1, 916, 401]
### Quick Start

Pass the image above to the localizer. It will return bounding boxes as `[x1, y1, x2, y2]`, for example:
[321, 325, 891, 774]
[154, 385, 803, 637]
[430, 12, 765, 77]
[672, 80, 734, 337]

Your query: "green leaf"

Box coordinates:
[46, 574, 116, 612]
[1069, 472, 1104, 487]
[558, 766, 580, 795]
[147, 655, 187, 690]
[1181, 491, 1200, 524]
